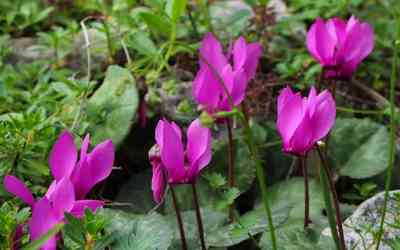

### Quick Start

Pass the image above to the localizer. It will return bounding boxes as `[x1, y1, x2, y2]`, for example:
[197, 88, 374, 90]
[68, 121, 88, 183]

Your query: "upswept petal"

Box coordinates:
[277, 87, 294, 115]
[151, 162, 165, 203]
[218, 64, 235, 111]
[155, 120, 165, 149]
[49, 130, 77, 181]
[326, 17, 346, 49]
[314, 18, 336, 65]
[310, 90, 336, 141]
[4, 175, 35, 206]
[199, 33, 227, 71]
[186, 119, 212, 181]
[192, 66, 223, 110]
[48, 177, 75, 219]
[233, 37, 247, 71]
[277, 88, 304, 144]
[29, 197, 58, 250]
[71, 158, 92, 199]
[306, 21, 320, 62]
[286, 112, 314, 155]
[69, 200, 104, 218]
[231, 68, 248, 106]
[87, 139, 115, 188]
[243, 42, 262, 80]
[45, 180, 57, 200]
[161, 121, 186, 183]
[305, 87, 318, 116]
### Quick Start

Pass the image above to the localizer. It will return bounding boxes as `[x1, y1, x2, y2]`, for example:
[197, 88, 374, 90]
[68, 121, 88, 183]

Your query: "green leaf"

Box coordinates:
[112, 213, 173, 250]
[139, 12, 172, 36]
[127, 31, 158, 56]
[86, 65, 139, 146]
[165, 0, 187, 23]
[21, 223, 64, 250]
[207, 205, 289, 247]
[331, 118, 389, 178]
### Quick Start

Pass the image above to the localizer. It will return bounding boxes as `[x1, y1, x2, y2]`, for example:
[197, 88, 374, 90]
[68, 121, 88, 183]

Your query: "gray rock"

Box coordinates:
[323, 190, 400, 249]
[7, 37, 54, 64]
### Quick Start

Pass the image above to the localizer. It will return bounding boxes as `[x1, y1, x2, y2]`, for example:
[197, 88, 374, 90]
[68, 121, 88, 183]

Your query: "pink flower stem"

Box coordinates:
[191, 183, 206, 250]
[316, 146, 346, 250]
[226, 118, 236, 222]
[300, 155, 310, 230]
[170, 186, 188, 250]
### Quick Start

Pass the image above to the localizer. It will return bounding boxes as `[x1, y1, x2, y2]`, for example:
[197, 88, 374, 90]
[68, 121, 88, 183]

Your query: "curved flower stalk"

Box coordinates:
[277, 86, 336, 156]
[3, 130, 115, 250]
[192, 33, 262, 114]
[307, 16, 374, 78]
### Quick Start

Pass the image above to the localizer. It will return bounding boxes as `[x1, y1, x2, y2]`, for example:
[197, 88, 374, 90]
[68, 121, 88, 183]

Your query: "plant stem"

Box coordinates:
[191, 183, 207, 250]
[239, 110, 278, 250]
[102, 19, 114, 64]
[319, 160, 341, 250]
[300, 155, 310, 230]
[170, 186, 188, 250]
[316, 146, 346, 250]
[375, 17, 399, 250]
[226, 118, 236, 222]
[187, 5, 199, 39]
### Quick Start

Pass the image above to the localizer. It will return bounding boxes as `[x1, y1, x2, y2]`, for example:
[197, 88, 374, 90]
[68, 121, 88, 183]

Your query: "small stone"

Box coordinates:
[322, 190, 400, 250]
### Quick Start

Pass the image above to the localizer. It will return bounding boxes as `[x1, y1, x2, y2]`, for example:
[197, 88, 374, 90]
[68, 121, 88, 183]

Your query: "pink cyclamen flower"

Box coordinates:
[192, 33, 262, 113]
[149, 119, 212, 203]
[3, 130, 114, 249]
[277, 86, 336, 156]
[307, 16, 374, 78]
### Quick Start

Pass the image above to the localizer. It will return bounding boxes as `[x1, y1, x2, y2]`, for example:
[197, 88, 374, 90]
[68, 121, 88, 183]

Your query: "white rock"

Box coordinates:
[323, 190, 400, 250]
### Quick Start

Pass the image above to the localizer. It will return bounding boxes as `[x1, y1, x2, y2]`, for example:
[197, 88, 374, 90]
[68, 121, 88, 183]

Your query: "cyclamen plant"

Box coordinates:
[306, 16, 374, 78]
[149, 118, 212, 250]
[4, 131, 115, 250]
[192, 33, 262, 114]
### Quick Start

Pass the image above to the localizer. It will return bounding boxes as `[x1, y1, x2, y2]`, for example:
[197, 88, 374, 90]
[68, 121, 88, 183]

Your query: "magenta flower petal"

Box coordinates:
[49, 177, 75, 219]
[151, 161, 165, 203]
[314, 18, 336, 65]
[231, 68, 248, 106]
[80, 134, 90, 160]
[277, 87, 336, 156]
[286, 112, 314, 155]
[233, 37, 247, 70]
[306, 21, 320, 62]
[277, 88, 304, 143]
[326, 17, 346, 47]
[71, 159, 92, 199]
[87, 140, 115, 187]
[186, 119, 212, 181]
[199, 33, 227, 71]
[4, 175, 35, 206]
[193, 66, 223, 111]
[69, 200, 104, 218]
[243, 42, 262, 80]
[29, 197, 58, 250]
[307, 16, 374, 78]
[45, 180, 57, 200]
[49, 130, 77, 181]
[160, 121, 186, 183]
[310, 90, 336, 141]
